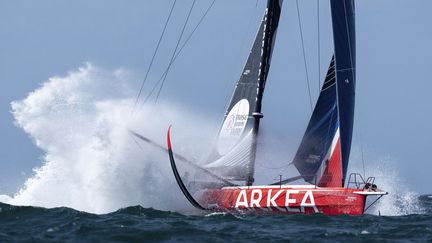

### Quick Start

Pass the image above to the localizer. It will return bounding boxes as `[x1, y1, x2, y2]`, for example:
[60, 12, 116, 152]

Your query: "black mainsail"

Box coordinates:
[205, 0, 282, 186]
[293, 0, 356, 187]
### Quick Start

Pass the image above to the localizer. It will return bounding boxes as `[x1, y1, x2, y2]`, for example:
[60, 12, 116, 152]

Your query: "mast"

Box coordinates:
[204, 0, 282, 185]
[247, 0, 282, 186]
[331, 0, 356, 186]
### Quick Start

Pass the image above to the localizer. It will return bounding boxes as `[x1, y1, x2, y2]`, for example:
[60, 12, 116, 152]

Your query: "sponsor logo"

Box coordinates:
[234, 189, 318, 213]
[345, 196, 357, 202]
[218, 99, 250, 155]
[306, 154, 321, 164]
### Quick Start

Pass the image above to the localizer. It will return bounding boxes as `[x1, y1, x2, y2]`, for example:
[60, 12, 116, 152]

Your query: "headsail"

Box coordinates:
[293, 0, 355, 187]
[205, 0, 282, 185]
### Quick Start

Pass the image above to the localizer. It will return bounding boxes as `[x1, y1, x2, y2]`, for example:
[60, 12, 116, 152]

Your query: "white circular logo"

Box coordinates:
[218, 99, 250, 155]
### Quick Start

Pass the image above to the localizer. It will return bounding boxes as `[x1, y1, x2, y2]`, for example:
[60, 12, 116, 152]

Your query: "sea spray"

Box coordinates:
[349, 149, 425, 216]
[6, 63, 215, 214]
[366, 156, 425, 216]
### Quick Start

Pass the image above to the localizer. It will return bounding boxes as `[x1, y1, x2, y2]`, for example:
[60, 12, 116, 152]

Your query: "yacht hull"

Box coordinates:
[199, 185, 371, 215]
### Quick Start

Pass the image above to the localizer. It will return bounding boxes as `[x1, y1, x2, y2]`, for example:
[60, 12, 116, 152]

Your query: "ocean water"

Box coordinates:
[0, 195, 431, 242]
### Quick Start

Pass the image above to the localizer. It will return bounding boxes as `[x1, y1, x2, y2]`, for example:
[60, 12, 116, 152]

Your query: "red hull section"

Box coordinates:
[199, 185, 366, 215]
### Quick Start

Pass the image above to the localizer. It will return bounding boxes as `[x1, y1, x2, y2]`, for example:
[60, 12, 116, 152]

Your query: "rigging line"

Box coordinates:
[296, 0, 313, 112]
[130, 132, 147, 154]
[317, 0, 321, 93]
[132, 0, 177, 114]
[360, 139, 366, 178]
[141, 0, 216, 104]
[155, 0, 197, 103]
[271, 166, 291, 182]
[355, 90, 367, 177]
[273, 161, 296, 182]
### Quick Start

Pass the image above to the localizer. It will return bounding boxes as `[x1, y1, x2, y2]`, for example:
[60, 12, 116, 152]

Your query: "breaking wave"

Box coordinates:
[3, 63, 214, 214]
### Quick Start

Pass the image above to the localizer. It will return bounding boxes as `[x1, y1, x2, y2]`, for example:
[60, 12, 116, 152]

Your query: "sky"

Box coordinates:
[0, 0, 431, 198]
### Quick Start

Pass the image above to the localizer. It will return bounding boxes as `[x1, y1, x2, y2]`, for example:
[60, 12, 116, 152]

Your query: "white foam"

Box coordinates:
[204, 212, 227, 217]
[0, 194, 12, 203]
[7, 63, 215, 214]
[349, 151, 425, 216]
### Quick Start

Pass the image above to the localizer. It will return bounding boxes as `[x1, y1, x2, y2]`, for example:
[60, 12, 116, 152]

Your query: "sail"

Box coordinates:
[293, 0, 355, 187]
[293, 56, 342, 186]
[205, 0, 282, 185]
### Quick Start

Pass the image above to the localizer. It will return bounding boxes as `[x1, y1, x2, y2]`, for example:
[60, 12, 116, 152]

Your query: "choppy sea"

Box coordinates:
[0, 195, 431, 242]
